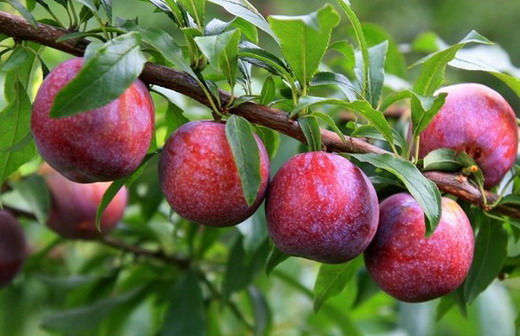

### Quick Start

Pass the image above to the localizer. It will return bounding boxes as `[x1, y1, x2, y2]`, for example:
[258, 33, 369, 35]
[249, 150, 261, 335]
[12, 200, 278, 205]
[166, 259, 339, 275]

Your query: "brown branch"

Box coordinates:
[1, 11, 519, 219]
[100, 236, 190, 268]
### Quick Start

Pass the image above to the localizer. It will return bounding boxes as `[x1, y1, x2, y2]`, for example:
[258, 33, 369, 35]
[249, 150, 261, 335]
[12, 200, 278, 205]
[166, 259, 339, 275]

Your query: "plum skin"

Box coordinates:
[266, 152, 379, 264]
[32, 57, 155, 183]
[41, 165, 128, 239]
[365, 193, 474, 302]
[0, 211, 27, 287]
[419, 83, 518, 188]
[159, 121, 270, 227]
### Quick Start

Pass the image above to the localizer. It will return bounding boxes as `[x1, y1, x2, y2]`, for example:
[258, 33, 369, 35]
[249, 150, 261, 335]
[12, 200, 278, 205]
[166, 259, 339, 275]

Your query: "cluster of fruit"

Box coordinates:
[1, 58, 517, 303]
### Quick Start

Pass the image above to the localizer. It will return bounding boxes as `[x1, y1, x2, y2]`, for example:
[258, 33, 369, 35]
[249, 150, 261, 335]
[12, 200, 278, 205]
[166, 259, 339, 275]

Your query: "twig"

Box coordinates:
[100, 236, 190, 268]
[0, 11, 519, 219]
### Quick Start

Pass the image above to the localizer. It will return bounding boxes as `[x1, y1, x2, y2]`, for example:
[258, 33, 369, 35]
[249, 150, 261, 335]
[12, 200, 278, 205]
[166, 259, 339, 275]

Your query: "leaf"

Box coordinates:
[312, 111, 346, 144]
[50, 32, 146, 117]
[293, 97, 395, 152]
[350, 153, 442, 233]
[463, 214, 508, 304]
[222, 236, 268, 298]
[412, 30, 491, 96]
[265, 244, 289, 275]
[299, 115, 322, 152]
[422, 148, 480, 172]
[449, 45, 520, 98]
[139, 27, 196, 77]
[259, 76, 276, 105]
[41, 287, 146, 333]
[225, 115, 262, 206]
[239, 43, 292, 78]
[311, 72, 357, 101]
[313, 257, 362, 312]
[411, 91, 447, 136]
[366, 41, 388, 107]
[160, 271, 205, 336]
[11, 175, 50, 225]
[254, 125, 280, 160]
[6, 1, 38, 27]
[164, 102, 189, 142]
[335, 0, 370, 99]
[207, 0, 275, 40]
[269, 5, 340, 87]
[0, 81, 36, 186]
[194, 29, 242, 87]
[178, 0, 205, 27]
[248, 286, 272, 336]
[95, 153, 156, 229]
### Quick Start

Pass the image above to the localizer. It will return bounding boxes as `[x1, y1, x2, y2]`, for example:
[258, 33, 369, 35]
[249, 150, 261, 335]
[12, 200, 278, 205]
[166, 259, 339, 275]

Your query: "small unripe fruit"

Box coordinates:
[41, 165, 128, 239]
[365, 193, 474, 302]
[419, 83, 518, 188]
[266, 152, 379, 263]
[159, 121, 270, 227]
[0, 211, 27, 287]
[32, 58, 155, 183]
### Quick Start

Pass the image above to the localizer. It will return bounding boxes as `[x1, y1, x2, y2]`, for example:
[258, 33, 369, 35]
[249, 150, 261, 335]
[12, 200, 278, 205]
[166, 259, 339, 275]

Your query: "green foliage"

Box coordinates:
[50, 32, 147, 117]
[0, 0, 519, 334]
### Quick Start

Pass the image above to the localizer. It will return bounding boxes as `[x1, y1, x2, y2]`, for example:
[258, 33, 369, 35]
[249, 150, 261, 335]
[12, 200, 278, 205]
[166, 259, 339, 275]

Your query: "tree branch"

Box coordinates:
[1, 11, 519, 219]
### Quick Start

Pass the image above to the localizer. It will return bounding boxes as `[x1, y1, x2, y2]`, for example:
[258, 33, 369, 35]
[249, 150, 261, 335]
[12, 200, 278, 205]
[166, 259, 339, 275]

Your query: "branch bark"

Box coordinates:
[1, 11, 519, 219]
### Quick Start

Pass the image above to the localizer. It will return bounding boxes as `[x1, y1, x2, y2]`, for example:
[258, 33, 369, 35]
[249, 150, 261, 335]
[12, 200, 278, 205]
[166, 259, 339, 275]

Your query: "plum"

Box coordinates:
[266, 152, 379, 263]
[419, 83, 518, 188]
[365, 193, 474, 302]
[40, 164, 128, 239]
[159, 121, 270, 227]
[32, 57, 155, 183]
[0, 211, 26, 287]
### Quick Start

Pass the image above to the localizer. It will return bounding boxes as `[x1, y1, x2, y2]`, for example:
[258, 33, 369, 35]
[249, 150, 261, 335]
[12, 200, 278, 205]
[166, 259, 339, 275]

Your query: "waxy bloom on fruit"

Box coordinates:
[365, 193, 474, 302]
[32, 58, 155, 183]
[159, 121, 270, 227]
[41, 164, 128, 239]
[266, 152, 379, 263]
[0, 211, 27, 287]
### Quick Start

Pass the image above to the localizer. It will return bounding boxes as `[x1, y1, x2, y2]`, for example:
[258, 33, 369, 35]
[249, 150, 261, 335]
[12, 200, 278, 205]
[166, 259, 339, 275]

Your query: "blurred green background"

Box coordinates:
[0, 1, 519, 335]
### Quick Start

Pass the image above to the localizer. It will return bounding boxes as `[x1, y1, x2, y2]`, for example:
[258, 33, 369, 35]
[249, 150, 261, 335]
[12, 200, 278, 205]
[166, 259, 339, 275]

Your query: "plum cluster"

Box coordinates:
[1, 58, 516, 303]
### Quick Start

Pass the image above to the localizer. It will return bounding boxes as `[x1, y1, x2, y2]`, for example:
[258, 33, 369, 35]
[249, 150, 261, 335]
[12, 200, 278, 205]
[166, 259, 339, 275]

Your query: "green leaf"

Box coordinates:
[248, 286, 272, 336]
[50, 32, 146, 117]
[254, 125, 280, 160]
[225, 115, 262, 206]
[412, 30, 491, 96]
[293, 97, 395, 152]
[139, 27, 196, 77]
[335, 0, 370, 100]
[350, 153, 442, 233]
[411, 91, 447, 136]
[265, 244, 289, 275]
[195, 29, 242, 87]
[0, 81, 36, 186]
[207, 0, 275, 40]
[366, 40, 388, 107]
[463, 214, 508, 304]
[350, 124, 406, 150]
[222, 236, 268, 298]
[299, 115, 322, 152]
[178, 0, 205, 27]
[160, 271, 205, 336]
[74, 0, 97, 12]
[6, 1, 38, 27]
[259, 76, 276, 105]
[422, 148, 480, 173]
[312, 111, 347, 144]
[311, 72, 357, 101]
[449, 45, 520, 98]
[95, 153, 156, 229]
[164, 102, 189, 143]
[269, 4, 340, 87]
[239, 43, 292, 78]
[313, 257, 362, 312]
[11, 175, 50, 225]
[41, 287, 146, 333]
